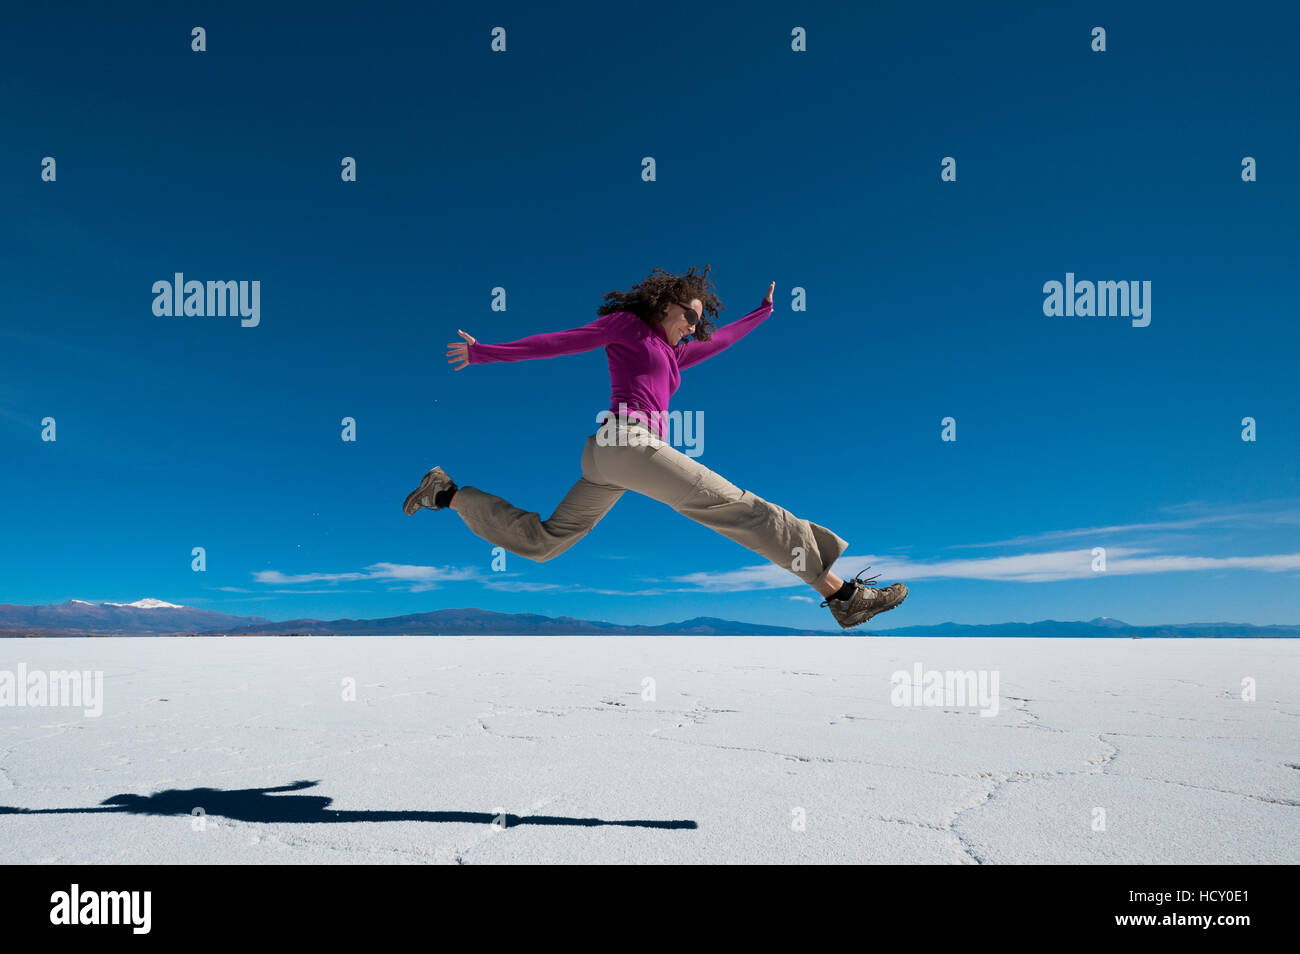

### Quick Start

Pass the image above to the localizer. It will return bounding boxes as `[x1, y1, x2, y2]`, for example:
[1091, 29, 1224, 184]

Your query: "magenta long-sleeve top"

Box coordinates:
[466, 299, 774, 438]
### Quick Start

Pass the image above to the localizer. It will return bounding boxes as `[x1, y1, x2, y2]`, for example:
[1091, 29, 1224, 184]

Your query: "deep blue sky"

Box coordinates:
[2, 1, 1297, 628]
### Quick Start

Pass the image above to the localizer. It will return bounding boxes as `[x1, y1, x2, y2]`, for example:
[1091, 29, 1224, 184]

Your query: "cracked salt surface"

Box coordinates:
[0, 636, 1296, 864]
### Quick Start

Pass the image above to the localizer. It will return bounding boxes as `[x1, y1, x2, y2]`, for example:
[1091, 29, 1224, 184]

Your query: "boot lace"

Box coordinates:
[819, 566, 882, 607]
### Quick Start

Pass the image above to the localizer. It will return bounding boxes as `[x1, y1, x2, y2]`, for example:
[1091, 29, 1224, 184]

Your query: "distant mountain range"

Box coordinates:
[0, 599, 268, 636]
[0, 600, 829, 637]
[0, 601, 1297, 638]
[220, 607, 828, 637]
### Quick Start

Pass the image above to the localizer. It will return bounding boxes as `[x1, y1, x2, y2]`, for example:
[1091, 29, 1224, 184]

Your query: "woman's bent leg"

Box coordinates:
[451, 436, 625, 562]
[590, 427, 847, 590]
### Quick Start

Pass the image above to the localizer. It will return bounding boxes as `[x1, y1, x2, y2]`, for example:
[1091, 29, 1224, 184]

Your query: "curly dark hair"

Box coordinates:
[596, 264, 724, 341]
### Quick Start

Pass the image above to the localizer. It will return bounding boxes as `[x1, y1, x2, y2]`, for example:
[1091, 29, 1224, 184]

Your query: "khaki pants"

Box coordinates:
[451, 418, 848, 589]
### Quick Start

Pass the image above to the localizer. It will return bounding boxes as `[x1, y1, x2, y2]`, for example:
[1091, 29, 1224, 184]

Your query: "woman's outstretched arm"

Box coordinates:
[674, 287, 775, 370]
[447, 312, 624, 370]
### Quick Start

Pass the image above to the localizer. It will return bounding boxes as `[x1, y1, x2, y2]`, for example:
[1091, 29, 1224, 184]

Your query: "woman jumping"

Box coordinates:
[401, 265, 907, 630]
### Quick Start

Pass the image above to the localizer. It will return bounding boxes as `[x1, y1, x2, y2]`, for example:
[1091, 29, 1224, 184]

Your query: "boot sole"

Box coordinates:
[403, 467, 449, 515]
[839, 584, 908, 629]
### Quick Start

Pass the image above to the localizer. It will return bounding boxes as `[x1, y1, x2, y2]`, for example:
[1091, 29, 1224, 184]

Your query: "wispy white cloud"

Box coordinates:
[256, 561, 673, 596]
[579, 587, 683, 596]
[481, 580, 571, 592]
[269, 589, 376, 595]
[255, 535, 1300, 601]
[255, 570, 369, 584]
[671, 547, 1300, 590]
[1090, 553, 1300, 576]
[949, 505, 1300, 549]
[852, 548, 1138, 583]
[255, 563, 486, 593]
[669, 565, 796, 592]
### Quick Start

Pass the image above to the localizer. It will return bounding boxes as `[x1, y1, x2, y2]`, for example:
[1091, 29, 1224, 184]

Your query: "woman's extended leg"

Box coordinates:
[817, 571, 845, 597]
[448, 442, 843, 593]
[587, 423, 907, 628]
[588, 423, 848, 593]
[409, 423, 905, 628]
[446, 435, 625, 562]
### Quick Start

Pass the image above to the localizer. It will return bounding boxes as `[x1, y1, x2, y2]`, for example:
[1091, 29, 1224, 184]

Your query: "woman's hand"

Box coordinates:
[763, 281, 774, 305]
[447, 329, 477, 370]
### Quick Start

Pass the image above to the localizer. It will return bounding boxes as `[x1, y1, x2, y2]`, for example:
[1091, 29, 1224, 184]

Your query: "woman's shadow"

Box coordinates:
[0, 779, 697, 829]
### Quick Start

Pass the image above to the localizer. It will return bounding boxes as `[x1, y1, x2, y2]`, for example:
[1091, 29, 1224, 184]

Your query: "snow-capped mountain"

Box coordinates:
[102, 598, 186, 609]
[0, 600, 268, 635]
[1088, 616, 1129, 628]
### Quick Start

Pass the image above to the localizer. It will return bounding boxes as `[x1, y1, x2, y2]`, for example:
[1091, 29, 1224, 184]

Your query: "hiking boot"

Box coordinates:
[403, 466, 457, 514]
[822, 567, 908, 629]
